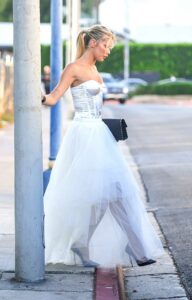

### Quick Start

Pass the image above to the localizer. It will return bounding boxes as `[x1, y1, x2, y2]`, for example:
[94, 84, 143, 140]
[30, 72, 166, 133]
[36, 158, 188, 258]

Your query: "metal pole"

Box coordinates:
[124, 36, 129, 80]
[13, 0, 44, 282]
[43, 0, 63, 192]
[66, 0, 81, 63]
[71, 0, 81, 61]
[50, 0, 63, 161]
[63, 0, 80, 122]
[66, 0, 72, 64]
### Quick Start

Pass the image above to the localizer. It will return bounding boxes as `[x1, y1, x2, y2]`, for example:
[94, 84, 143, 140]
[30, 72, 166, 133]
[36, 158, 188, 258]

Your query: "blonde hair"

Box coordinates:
[76, 25, 116, 59]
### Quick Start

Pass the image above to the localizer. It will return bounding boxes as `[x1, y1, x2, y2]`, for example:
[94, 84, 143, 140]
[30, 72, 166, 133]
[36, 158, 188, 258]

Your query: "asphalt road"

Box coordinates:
[104, 102, 192, 299]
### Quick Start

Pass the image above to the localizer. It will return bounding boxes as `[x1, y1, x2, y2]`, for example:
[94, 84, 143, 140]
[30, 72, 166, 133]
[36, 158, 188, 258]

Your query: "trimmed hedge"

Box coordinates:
[129, 43, 192, 79]
[41, 43, 192, 79]
[130, 82, 192, 96]
[41, 45, 50, 71]
[41, 43, 66, 72]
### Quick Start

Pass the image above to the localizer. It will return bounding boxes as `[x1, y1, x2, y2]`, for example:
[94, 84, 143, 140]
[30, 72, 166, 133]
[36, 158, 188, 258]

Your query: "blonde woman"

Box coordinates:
[42, 25, 164, 267]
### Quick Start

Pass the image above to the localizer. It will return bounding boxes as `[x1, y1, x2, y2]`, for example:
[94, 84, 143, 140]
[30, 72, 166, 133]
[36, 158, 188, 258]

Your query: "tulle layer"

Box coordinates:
[44, 119, 164, 267]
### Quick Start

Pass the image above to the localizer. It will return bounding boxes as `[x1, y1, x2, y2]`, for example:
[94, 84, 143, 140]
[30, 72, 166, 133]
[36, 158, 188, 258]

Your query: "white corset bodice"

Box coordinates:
[71, 80, 103, 120]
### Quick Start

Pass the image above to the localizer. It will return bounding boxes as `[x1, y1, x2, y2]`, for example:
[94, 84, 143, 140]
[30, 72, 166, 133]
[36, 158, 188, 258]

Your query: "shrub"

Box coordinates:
[41, 45, 50, 71]
[131, 82, 192, 96]
[129, 43, 192, 79]
[41, 42, 66, 72]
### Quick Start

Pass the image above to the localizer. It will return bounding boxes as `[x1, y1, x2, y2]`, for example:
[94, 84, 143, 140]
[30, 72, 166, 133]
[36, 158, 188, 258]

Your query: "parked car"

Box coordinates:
[100, 72, 129, 104]
[120, 78, 148, 93]
[100, 72, 115, 84]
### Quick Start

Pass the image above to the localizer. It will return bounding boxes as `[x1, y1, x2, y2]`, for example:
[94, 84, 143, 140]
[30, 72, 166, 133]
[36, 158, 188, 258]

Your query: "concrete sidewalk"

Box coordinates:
[120, 142, 188, 299]
[0, 265, 94, 300]
[0, 105, 189, 299]
[0, 108, 95, 300]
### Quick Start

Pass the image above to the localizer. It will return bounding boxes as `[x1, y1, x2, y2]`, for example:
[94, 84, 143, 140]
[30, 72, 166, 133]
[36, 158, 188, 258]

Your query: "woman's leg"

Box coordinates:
[72, 203, 107, 261]
[88, 203, 107, 242]
[109, 200, 147, 260]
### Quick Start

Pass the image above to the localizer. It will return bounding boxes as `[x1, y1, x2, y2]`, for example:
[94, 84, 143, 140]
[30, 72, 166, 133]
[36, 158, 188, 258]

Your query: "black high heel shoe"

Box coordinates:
[136, 259, 156, 266]
[71, 247, 99, 268]
[125, 244, 156, 267]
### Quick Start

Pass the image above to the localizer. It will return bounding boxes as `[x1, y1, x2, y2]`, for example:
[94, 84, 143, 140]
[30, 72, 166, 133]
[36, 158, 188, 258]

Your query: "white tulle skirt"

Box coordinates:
[44, 118, 164, 267]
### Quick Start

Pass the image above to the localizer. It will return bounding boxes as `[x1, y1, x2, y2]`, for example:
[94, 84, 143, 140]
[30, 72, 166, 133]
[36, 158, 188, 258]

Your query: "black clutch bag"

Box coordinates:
[102, 118, 128, 141]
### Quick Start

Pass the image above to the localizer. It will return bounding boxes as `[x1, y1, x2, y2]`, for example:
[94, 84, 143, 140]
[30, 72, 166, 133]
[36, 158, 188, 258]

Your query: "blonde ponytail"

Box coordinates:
[76, 25, 116, 60]
[76, 30, 87, 59]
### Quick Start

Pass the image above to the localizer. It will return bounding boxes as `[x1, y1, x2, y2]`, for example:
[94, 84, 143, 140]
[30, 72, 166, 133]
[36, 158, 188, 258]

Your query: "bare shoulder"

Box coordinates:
[59, 62, 80, 85]
[62, 61, 83, 79]
[63, 62, 79, 74]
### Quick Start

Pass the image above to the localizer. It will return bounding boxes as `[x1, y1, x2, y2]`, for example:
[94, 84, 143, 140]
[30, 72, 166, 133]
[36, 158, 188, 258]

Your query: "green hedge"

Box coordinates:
[41, 43, 66, 72]
[41, 45, 50, 71]
[41, 43, 192, 79]
[129, 43, 192, 79]
[130, 82, 192, 96]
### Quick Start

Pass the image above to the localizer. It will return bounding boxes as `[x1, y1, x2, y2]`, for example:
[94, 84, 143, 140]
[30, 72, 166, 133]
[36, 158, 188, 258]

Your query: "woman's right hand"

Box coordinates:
[41, 85, 47, 105]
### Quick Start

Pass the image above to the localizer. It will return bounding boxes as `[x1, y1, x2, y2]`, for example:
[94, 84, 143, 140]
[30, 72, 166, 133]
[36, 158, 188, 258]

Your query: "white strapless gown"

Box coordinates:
[44, 80, 164, 267]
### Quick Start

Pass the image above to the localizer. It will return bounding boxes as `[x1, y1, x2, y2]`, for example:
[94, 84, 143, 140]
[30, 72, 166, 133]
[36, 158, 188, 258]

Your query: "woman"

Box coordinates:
[42, 25, 164, 267]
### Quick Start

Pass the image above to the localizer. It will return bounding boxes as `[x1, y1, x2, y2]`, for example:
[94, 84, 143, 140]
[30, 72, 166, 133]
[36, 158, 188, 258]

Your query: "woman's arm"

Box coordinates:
[42, 63, 76, 106]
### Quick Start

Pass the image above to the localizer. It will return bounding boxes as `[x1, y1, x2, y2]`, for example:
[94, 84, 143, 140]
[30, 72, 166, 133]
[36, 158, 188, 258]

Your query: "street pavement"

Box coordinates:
[0, 100, 190, 299]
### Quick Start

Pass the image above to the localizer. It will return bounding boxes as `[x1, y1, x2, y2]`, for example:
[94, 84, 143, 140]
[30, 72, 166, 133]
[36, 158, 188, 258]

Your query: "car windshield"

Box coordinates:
[122, 79, 146, 85]
[103, 77, 116, 83]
